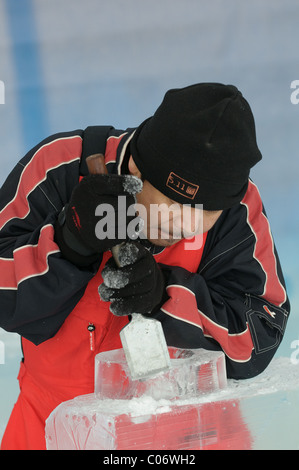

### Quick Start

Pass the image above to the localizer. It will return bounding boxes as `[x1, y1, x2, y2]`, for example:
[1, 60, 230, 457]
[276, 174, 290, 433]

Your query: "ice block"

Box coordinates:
[94, 347, 227, 401]
[45, 353, 299, 450]
[45, 393, 252, 450]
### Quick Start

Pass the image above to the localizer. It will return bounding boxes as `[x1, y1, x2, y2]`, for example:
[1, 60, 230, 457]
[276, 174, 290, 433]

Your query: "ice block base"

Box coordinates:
[45, 352, 299, 450]
[45, 393, 252, 450]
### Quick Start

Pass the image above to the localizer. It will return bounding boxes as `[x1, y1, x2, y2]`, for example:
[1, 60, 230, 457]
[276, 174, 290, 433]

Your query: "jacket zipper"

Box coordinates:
[87, 323, 95, 351]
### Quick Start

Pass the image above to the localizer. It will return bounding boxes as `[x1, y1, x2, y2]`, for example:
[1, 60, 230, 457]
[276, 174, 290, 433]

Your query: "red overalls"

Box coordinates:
[1, 235, 207, 450]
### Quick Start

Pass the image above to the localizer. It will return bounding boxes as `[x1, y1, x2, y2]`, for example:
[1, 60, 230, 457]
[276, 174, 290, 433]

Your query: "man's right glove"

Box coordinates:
[54, 174, 142, 266]
[99, 242, 166, 316]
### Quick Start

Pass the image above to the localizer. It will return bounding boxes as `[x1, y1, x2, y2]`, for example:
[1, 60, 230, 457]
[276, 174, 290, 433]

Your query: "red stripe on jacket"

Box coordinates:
[104, 133, 127, 165]
[162, 285, 254, 362]
[0, 224, 59, 289]
[241, 180, 287, 307]
[0, 135, 82, 231]
[0, 135, 82, 289]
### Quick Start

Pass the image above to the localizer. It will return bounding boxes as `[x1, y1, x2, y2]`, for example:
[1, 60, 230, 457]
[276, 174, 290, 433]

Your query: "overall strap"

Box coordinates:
[79, 125, 114, 176]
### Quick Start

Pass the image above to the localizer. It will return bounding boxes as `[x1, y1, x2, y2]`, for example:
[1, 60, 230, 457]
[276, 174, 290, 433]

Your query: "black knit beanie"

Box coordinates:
[130, 83, 262, 210]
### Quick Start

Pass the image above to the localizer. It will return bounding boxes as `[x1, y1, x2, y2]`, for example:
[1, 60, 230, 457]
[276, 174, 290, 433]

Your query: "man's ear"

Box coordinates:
[128, 156, 142, 179]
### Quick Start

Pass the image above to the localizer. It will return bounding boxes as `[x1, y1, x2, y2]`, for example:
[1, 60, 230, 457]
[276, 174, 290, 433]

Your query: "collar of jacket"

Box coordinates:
[105, 127, 136, 176]
[79, 125, 136, 177]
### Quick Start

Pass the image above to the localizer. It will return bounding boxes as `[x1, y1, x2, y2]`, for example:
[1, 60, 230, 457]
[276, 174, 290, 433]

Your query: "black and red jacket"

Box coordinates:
[0, 126, 290, 381]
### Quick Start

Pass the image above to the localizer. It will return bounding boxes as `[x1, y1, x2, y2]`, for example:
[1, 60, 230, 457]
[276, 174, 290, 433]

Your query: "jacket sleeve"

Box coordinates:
[0, 130, 102, 345]
[155, 180, 290, 379]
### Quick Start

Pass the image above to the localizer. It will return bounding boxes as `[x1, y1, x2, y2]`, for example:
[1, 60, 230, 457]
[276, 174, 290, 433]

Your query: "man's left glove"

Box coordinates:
[54, 174, 142, 267]
[98, 242, 166, 316]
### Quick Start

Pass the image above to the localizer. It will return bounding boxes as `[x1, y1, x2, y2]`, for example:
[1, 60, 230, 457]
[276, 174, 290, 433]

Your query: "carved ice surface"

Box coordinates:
[94, 347, 227, 400]
[46, 347, 229, 450]
[45, 352, 299, 450]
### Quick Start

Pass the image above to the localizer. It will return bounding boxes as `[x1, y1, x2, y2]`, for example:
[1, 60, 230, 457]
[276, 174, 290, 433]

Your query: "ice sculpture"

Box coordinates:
[94, 347, 227, 401]
[45, 349, 299, 450]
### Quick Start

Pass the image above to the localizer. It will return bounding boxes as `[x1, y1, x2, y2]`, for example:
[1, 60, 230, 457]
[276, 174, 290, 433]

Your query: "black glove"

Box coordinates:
[98, 242, 166, 316]
[55, 174, 142, 266]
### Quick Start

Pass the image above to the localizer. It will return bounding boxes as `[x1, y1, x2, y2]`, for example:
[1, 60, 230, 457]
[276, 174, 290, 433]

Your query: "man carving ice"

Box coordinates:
[0, 83, 290, 449]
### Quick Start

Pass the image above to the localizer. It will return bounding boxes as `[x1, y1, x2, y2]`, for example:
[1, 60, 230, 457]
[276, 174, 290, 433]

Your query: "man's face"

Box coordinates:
[135, 179, 222, 247]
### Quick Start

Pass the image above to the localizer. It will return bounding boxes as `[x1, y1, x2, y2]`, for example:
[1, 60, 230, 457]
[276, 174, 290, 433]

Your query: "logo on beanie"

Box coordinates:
[166, 172, 199, 200]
